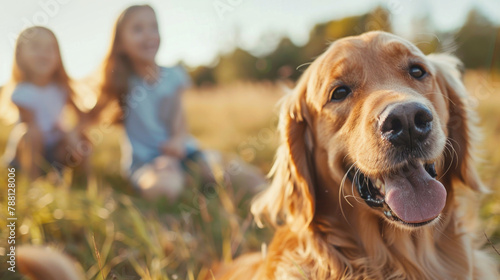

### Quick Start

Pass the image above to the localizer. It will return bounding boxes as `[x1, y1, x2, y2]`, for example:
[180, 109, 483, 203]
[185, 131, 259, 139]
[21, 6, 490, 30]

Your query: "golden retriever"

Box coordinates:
[215, 31, 499, 279]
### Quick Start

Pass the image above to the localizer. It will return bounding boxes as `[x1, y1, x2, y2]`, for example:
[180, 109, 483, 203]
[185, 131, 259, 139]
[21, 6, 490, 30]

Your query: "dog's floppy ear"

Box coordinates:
[427, 54, 487, 193]
[251, 67, 316, 231]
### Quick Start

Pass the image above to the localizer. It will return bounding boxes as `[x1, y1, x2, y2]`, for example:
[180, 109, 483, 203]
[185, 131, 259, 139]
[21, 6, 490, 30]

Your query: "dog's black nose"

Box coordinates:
[379, 102, 433, 147]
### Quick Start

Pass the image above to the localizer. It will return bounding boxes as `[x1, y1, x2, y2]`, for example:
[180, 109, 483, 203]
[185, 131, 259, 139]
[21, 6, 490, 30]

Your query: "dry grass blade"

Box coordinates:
[484, 232, 500, 256]
[92, 234, 105, 280]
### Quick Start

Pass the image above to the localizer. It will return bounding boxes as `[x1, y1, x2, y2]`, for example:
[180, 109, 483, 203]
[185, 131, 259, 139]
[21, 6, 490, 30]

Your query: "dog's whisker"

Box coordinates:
[438, 140, 458, 180]
[431, 215, 458, 245]
[350, 168, 364, 204]
[340, 161, 357, 207]
[438, 141, 452, 179]
[339, 161, 359, 226]
[446, 138, 461, 169]
[343, 195, 361, 200]
[425, 91, 456, 106]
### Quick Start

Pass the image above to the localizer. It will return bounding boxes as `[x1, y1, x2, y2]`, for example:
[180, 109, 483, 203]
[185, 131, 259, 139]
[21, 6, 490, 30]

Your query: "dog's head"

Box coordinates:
[252, 31, 484, 231]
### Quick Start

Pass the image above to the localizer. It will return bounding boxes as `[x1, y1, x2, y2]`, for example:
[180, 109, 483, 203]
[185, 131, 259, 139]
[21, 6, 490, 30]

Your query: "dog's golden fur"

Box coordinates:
[216, 31, 499, 279]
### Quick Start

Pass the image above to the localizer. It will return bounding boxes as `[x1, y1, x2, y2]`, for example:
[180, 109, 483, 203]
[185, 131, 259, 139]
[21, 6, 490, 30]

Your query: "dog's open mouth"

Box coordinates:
[347, 163, 447, 227]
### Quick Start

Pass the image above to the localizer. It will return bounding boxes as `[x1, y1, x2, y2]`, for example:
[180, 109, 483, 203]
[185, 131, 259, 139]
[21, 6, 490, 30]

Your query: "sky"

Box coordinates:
[1, 0, 499, 84]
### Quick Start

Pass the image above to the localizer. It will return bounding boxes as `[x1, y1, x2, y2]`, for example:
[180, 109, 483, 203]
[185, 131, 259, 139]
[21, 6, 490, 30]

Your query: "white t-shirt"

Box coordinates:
[11, 82, 67, 146]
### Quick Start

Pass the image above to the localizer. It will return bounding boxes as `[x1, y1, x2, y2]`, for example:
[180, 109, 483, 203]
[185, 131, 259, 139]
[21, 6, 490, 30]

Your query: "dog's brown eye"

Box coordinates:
[331, 86, 352, 101]
[409, 65, 426, 79]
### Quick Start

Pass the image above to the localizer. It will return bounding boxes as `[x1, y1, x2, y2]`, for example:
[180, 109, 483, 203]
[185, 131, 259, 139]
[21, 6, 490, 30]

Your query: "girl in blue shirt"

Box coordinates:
[84, 5, 214, 200]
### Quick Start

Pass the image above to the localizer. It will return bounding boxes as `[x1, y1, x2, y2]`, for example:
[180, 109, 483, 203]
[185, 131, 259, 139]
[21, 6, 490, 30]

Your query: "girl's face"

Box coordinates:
[120, 8, 160, 64]
[18, 30, 59, 81]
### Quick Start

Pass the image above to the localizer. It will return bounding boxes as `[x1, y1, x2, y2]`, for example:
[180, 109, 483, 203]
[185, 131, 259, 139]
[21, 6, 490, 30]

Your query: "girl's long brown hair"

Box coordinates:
[95, 5, 156, 123]
[0, 26, 76, 124]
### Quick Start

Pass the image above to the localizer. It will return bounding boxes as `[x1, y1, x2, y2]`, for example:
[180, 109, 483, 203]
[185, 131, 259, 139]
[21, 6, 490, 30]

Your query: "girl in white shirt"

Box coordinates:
[0, 26, 87, 179]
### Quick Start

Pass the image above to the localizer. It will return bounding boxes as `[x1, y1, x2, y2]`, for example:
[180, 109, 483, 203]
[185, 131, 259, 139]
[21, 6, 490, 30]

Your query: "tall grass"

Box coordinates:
[0, 75, 499, 279]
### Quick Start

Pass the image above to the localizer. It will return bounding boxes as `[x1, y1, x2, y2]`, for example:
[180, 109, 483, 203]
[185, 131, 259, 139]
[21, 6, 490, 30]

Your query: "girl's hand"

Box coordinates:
[160, 138, 186, 159]
[66, 129, 82, 149]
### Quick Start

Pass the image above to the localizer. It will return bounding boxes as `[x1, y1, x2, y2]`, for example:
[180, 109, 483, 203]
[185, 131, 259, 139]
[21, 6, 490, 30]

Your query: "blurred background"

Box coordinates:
[1, 0, 500, 279]
[1, 0, 499, 84]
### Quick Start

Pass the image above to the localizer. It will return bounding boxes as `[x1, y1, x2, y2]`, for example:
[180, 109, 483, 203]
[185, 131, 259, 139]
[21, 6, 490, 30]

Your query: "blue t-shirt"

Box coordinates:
[11, 82, 67, 146]
[123, 65, 198, 174]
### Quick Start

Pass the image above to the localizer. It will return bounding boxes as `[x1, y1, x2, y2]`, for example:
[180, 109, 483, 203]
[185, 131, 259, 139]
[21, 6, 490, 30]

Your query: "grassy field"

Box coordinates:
[0, 73, 499, 279]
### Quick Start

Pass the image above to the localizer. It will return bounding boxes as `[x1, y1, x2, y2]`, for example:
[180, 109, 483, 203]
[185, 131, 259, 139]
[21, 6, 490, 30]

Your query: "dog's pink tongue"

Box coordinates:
[383, 165, 446, 224]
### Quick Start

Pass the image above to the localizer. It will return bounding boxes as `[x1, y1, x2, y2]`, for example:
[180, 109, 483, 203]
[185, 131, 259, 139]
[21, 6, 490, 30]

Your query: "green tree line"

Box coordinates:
[189, 6, 500, 85]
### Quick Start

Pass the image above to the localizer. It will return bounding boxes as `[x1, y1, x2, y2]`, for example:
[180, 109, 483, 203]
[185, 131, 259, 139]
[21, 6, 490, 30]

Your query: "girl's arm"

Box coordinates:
[160, 91, 189, 158]
[67, 96, 84, 117]
[171, 91, 188, 139]
[17, 107, 43, 179]
[71, 93, 114, 134]
[65, 96, 90, 152]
